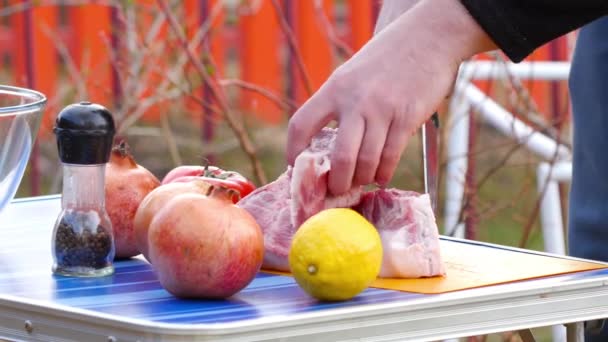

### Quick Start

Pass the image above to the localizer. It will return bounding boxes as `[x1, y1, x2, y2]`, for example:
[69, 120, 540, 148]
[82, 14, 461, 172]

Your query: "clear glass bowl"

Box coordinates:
[0, 85, 47, 217]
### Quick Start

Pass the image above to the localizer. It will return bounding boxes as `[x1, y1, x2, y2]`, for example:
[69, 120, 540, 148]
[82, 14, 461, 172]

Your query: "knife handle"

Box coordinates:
[431, 111, 440, 128]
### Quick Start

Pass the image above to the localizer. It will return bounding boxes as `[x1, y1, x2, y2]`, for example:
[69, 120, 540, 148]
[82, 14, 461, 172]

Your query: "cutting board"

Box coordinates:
[265, 239, 608, 294]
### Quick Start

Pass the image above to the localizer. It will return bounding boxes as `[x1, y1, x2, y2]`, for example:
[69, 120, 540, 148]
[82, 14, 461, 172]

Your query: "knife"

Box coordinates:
[422, 112, 440, 213]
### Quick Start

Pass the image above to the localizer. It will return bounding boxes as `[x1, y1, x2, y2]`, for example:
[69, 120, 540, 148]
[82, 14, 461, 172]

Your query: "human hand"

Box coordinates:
[374, 0, 421, 35]
[286, 0, 495, 196]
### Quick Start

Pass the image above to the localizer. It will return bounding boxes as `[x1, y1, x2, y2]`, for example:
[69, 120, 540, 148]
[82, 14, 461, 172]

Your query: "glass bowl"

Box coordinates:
[0, 85, 47, 217]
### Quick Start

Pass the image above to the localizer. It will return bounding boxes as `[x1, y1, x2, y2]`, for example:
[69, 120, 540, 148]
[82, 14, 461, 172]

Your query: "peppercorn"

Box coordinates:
[54, 214, 113, 270]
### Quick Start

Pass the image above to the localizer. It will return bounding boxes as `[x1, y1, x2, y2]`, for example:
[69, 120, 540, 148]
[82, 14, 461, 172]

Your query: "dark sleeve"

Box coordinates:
[460, 0, 608, 62]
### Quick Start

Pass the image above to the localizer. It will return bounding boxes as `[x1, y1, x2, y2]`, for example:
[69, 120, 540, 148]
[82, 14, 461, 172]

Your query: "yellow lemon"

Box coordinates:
[288, 208, 383, 301]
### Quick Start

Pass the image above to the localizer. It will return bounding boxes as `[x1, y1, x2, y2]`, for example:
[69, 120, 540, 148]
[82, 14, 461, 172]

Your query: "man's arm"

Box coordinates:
[287, 0, 495, 195]
[460, 1, 608, 62]
[374, 0, 421, 34]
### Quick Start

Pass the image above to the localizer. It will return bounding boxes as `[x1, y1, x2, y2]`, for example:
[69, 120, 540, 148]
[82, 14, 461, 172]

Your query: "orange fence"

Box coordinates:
[4, 1, 571, 131]
[4, 1, 571, 196]
[2, 1, 378, 134]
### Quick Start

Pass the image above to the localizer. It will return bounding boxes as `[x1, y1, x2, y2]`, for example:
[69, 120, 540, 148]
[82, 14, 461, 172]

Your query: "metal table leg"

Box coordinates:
[567, 322, 585, 342]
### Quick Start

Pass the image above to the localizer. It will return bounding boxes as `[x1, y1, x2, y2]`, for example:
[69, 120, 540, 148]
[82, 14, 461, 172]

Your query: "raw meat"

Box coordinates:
[353, 189, 445, 278]
[240, 128, 363, 270]
[290, 128, 362, 228]
[237, 169, 293, 271]
[238, 128, 445, 278]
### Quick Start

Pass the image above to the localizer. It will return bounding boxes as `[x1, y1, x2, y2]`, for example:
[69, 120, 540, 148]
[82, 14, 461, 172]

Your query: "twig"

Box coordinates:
[118, 87, 185, 132]
[464, 106, 479, 240]
[157, 0, 267, 185]
[115, 0, 223, 133]
[446, 106, 541, 237]
[0, 0, 120, 17]
[473, 172, 536, 223]
[101, 32, 172, 128]
[109, 1, 200, 126]
[38, 22, 87, 99]
[485, 55, 568, 248]
[313, 0, 354, 59]
[101, 32, 126, 105]
[165, 74, 224, 120]
[269, 0, 313, 97]
[490, 52, 569, 147]
[127, 125, 288, 159]
[220, 78, 299, 111]
[518, 127, 564, 248]
[160, 112, 182, 166]
[446, 141, 523, 237]
[114, 5, 172, 123]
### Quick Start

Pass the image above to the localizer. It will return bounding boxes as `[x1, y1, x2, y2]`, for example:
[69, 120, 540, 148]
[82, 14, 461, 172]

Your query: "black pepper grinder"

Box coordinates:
[51, 101, 116, 277]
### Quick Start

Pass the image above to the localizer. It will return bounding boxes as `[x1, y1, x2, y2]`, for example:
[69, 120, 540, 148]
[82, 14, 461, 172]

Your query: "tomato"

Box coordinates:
[161, 164, 256, 202]
[161, 165, 219, 184]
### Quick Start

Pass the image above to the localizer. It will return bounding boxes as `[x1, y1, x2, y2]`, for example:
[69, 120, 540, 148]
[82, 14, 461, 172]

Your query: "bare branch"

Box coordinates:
[269, 0, 313, 97]
[38, 22, 87, 99]
[518, 129, 564, 248]
[160, 112, 182, 166]
[313, 0, 354, 59]
[490, 52, 570, 147]
[157, 0, 268, 185]
[0, 0, 120, 17]
[220, 78, 298, 111]
[115, 0, 224, 133]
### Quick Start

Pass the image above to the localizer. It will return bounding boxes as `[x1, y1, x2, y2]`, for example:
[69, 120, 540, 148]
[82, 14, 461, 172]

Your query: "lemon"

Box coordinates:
[288, 208, 383, 301]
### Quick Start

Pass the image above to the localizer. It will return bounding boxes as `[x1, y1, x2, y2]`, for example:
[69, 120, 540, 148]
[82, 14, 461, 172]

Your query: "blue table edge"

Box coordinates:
[3, 194, 608, 335]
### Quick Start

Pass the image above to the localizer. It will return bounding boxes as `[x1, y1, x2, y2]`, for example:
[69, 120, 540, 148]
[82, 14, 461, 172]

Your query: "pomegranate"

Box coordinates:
[105, 140, 160, 259]
[133, 179, 211, 262]
[148, 189, 264, 299]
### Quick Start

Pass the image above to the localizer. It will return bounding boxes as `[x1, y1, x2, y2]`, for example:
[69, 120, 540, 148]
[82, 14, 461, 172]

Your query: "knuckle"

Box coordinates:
[360, 106, 379, 120]
[326, 71, 348, 92]
[333, 153, 356, 168]
[361, 88, 386, 109]
[357, 154, 377, 170]
[329, 173, 349, 195]
[354, 155, 378, 185]
[381, 148, 401, 166]
[354, 171, 374, 186]
[391, 112, 414, 135]
[398, 99, 421, 117]
[287, 118, 303, 139]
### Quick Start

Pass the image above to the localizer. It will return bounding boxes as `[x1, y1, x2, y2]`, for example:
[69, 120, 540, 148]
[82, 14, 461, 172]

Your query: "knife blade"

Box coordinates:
[422, 112, 440, 213]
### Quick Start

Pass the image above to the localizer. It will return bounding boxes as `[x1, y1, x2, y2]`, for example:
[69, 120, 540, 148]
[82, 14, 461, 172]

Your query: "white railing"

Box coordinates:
[443, 60, 573, 342]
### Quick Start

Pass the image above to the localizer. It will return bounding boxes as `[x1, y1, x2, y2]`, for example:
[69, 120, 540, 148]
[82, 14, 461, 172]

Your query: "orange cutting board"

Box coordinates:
[264, 239, 608, 294]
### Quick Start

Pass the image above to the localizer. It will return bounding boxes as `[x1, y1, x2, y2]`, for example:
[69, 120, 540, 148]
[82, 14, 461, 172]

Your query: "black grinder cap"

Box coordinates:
[53, 101, 116, 165]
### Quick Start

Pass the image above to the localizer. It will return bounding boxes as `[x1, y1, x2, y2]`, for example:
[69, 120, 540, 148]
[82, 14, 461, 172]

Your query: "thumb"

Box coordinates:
[286, 90, 335, 165]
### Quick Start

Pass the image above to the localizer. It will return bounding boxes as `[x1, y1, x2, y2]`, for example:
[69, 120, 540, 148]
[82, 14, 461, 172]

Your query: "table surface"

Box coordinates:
[1, 195, 608, 342]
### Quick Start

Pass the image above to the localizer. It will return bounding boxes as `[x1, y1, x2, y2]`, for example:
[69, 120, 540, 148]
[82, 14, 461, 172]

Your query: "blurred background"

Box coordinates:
[5, 0, 573, 249]
[3, 1, 576, 340]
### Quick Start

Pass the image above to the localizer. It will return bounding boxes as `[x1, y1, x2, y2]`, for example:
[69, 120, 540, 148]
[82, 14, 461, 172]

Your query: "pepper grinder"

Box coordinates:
[51, 101, 116, 277]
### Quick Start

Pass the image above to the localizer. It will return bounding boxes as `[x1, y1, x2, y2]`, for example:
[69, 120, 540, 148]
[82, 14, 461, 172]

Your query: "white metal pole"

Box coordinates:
[549, 161, 573, 183]
[443, 62, 573, 342]
[537, 162, 567, 255]
[444, 82, 470, 239]
[459, 61, 571, 81]
[537, 162, 569, 342]
[464, 84, 571, 161]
